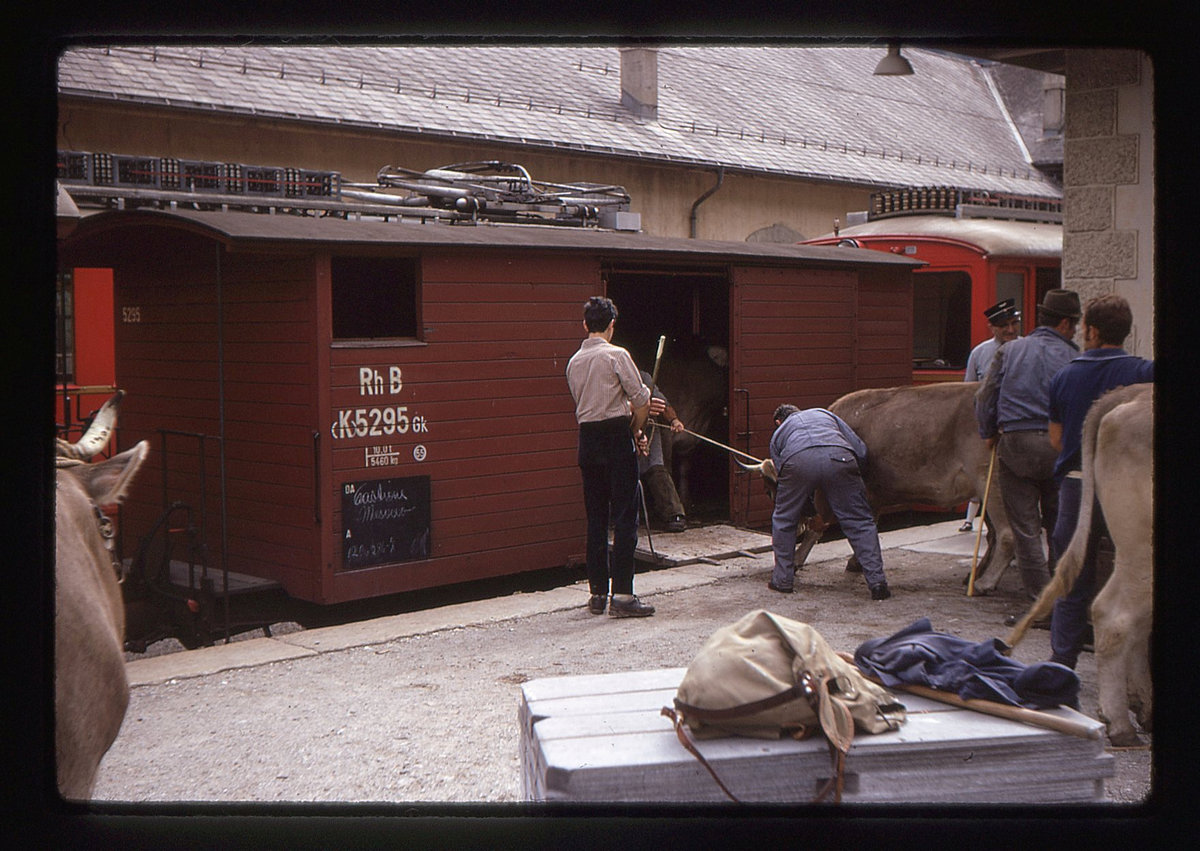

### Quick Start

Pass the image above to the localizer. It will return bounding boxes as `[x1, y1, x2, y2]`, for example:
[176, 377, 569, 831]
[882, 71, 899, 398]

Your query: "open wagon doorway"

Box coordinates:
[603, 266, 731, 524]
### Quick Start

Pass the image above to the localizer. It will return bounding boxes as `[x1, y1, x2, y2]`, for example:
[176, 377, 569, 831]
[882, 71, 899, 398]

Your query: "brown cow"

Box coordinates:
[742, 382, 1016, 591]
[656, 340, 729, 509]
[56, 393, 149, 799]
[1006, 383, 1152, 746]
[829, 382, 1015, 591]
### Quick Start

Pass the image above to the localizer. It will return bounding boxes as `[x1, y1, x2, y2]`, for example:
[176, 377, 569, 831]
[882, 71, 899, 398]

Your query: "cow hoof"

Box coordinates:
[1107, 729, 1144, 748]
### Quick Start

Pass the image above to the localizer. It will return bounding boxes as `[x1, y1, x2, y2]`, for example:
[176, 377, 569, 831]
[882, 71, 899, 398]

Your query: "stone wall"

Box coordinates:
[1062, 50, 1155, 357]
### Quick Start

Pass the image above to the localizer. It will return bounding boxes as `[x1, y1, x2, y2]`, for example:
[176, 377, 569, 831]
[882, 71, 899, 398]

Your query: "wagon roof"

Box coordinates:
[67, 208, 925, 269]
[816, 214, 1062, 258]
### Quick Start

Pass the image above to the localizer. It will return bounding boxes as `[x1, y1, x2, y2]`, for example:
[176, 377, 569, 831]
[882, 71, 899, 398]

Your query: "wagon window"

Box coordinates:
[331, 256, 419, 339]
[995, 271, 1026, 336]
[912, 270, 971, 371]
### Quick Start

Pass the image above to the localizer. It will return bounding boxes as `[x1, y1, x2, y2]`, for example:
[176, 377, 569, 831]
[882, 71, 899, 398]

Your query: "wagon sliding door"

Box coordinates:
[729, 267, 854, 528]
[730, 263, 913, 528]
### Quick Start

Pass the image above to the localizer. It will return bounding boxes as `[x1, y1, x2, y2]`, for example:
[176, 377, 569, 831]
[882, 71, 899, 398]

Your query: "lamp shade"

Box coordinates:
[874, 45, 914, 76]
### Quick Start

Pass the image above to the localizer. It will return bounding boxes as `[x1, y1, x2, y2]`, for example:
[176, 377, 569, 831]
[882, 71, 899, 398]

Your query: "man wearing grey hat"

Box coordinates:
[960, 299, 1023, 530]
[975, 289, 1081, 599]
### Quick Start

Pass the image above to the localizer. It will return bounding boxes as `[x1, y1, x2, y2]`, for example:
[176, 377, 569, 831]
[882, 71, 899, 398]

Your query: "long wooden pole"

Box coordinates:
[649, 334, 667, 390]
[836, 653, 1100, 740]
[967, 443, 997, 597]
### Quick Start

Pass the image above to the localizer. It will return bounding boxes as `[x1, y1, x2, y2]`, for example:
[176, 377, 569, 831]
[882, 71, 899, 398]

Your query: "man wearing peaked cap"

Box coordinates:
[966, 299, 1023, 382]
[975, 289, 1081, 600]
[960, 298, 1023, 530]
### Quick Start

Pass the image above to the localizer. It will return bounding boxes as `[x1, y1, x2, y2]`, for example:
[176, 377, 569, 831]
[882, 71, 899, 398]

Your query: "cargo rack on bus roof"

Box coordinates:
[858, 186, 1062, 225]
[56, 150, 639, 230]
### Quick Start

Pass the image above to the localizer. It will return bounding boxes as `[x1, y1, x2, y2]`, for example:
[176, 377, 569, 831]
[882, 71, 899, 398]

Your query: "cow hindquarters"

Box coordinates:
[1092, 557, 1152, 746]
[1090, 423, 1153, 747]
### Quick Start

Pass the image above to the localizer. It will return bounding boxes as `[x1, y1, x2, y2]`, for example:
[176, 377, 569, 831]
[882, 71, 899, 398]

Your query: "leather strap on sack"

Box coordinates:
[671, 679, 811, 722]
[661, 705, 746, 803]
[662, 671, 852, 803]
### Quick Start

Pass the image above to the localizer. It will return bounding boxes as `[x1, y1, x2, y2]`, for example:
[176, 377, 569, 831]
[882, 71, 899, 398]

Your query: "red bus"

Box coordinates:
[56, 266, 117, 446]
[805, 187, 1062, 384]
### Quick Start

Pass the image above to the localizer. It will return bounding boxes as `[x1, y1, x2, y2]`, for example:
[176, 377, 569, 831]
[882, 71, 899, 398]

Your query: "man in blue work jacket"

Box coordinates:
[976, 289, 1081, 600]
[1046, 294, 1154, 668]
[767, 405, 891, 601]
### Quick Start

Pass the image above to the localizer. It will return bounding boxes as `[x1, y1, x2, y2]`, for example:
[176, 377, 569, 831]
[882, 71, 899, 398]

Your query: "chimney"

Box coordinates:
[620, 47, 658, 120]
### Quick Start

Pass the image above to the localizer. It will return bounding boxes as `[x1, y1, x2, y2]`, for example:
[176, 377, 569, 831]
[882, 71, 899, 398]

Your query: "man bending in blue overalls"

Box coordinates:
[767, 404, 891, 601]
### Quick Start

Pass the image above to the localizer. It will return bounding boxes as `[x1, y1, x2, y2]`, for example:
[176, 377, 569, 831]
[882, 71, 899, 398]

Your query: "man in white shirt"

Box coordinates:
[566, 296, 656, 618]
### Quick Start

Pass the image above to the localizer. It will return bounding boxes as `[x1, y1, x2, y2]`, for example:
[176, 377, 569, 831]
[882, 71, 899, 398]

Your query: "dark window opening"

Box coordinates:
[331, 256, 419, 339]
[913, 270, 972, 370]
[56, 271, 75, 383]
[1035, 266, 1061, 308]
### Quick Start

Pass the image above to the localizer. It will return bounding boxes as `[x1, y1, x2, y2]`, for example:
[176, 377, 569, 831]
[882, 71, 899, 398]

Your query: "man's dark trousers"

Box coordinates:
[1049, 475, 1105, 668]
[579, 418, 639, 596]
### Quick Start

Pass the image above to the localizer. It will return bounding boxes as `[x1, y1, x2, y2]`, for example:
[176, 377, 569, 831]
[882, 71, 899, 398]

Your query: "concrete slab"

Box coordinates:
[520, 667, 1112, 803]
[126, 636, 317, 686]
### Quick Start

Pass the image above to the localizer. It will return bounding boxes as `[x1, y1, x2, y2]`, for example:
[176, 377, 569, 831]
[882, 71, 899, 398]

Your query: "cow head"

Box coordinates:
[62, 440, 150, 509]
[55, 388, 147, 800]
[737, 457, 778, 501]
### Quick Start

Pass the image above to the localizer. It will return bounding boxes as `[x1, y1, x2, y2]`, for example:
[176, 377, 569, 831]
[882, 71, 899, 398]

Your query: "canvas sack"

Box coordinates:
[662, 609, 906, 802]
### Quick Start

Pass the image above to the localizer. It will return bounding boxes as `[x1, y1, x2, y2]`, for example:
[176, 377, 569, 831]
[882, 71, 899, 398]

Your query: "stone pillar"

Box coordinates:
[1062, 50, 1154, 357]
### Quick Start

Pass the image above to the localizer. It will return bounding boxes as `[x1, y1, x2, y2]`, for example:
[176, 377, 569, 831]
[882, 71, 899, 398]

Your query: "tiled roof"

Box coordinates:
[57, 44, 1062, 198]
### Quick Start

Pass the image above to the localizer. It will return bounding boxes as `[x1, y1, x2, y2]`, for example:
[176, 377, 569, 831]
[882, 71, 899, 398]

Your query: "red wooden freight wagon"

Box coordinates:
[58, 208, 920, 606]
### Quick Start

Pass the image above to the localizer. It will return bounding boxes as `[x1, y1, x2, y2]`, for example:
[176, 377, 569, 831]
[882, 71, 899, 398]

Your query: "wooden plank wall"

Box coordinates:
[855, 266, 914, 388]
[112, 233, 322, 600]
[728, 264, 910, 527]
[323, 250, 600, 603]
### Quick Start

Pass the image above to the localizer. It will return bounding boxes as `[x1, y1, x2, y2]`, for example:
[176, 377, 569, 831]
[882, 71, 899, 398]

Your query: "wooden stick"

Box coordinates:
[649, 334, 667, 390]
[837, 653, 1100, 740]
[967, 443, 997, 597]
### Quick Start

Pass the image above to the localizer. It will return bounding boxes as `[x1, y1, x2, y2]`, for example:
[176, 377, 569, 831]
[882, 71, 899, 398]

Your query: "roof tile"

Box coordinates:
[57, 44, 1061, 197]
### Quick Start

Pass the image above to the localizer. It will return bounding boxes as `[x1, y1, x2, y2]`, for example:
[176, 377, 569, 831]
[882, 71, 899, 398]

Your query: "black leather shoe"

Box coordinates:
[870, 583, 892, 601]
[767, 580, 794, 594]
[608, 595, 655, 618]
[587, 595, 607, 615]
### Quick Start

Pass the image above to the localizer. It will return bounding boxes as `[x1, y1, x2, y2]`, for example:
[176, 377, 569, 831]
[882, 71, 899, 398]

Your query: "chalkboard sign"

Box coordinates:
[341, 475, 431, 570]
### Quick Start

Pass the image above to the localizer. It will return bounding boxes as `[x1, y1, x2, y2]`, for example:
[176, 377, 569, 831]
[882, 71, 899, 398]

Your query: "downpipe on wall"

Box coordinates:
[689, 166, 724, 238]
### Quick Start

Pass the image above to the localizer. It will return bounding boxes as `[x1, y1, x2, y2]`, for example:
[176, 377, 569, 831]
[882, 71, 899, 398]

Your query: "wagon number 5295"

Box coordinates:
[331, 406, 429, 440]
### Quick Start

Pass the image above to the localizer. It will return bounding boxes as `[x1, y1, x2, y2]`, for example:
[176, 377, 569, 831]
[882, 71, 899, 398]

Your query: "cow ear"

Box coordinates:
[70, 441, 150, 506]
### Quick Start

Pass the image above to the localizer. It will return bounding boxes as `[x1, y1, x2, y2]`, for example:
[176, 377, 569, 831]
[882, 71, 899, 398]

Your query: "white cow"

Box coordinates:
[1006, 383, 1153, 746]
[55, 392, 149, 798]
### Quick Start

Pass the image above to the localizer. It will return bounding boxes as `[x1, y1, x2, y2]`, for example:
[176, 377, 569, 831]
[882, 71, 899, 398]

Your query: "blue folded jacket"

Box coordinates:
[854, 617, 1080, 710]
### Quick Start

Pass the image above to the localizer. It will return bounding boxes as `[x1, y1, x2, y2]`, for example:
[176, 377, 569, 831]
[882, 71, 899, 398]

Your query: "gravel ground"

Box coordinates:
[90, 525, 1153, 810]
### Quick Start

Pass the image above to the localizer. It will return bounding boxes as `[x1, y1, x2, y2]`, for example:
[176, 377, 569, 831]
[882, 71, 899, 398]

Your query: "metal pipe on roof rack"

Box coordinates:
[688, 165, 724, 239]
